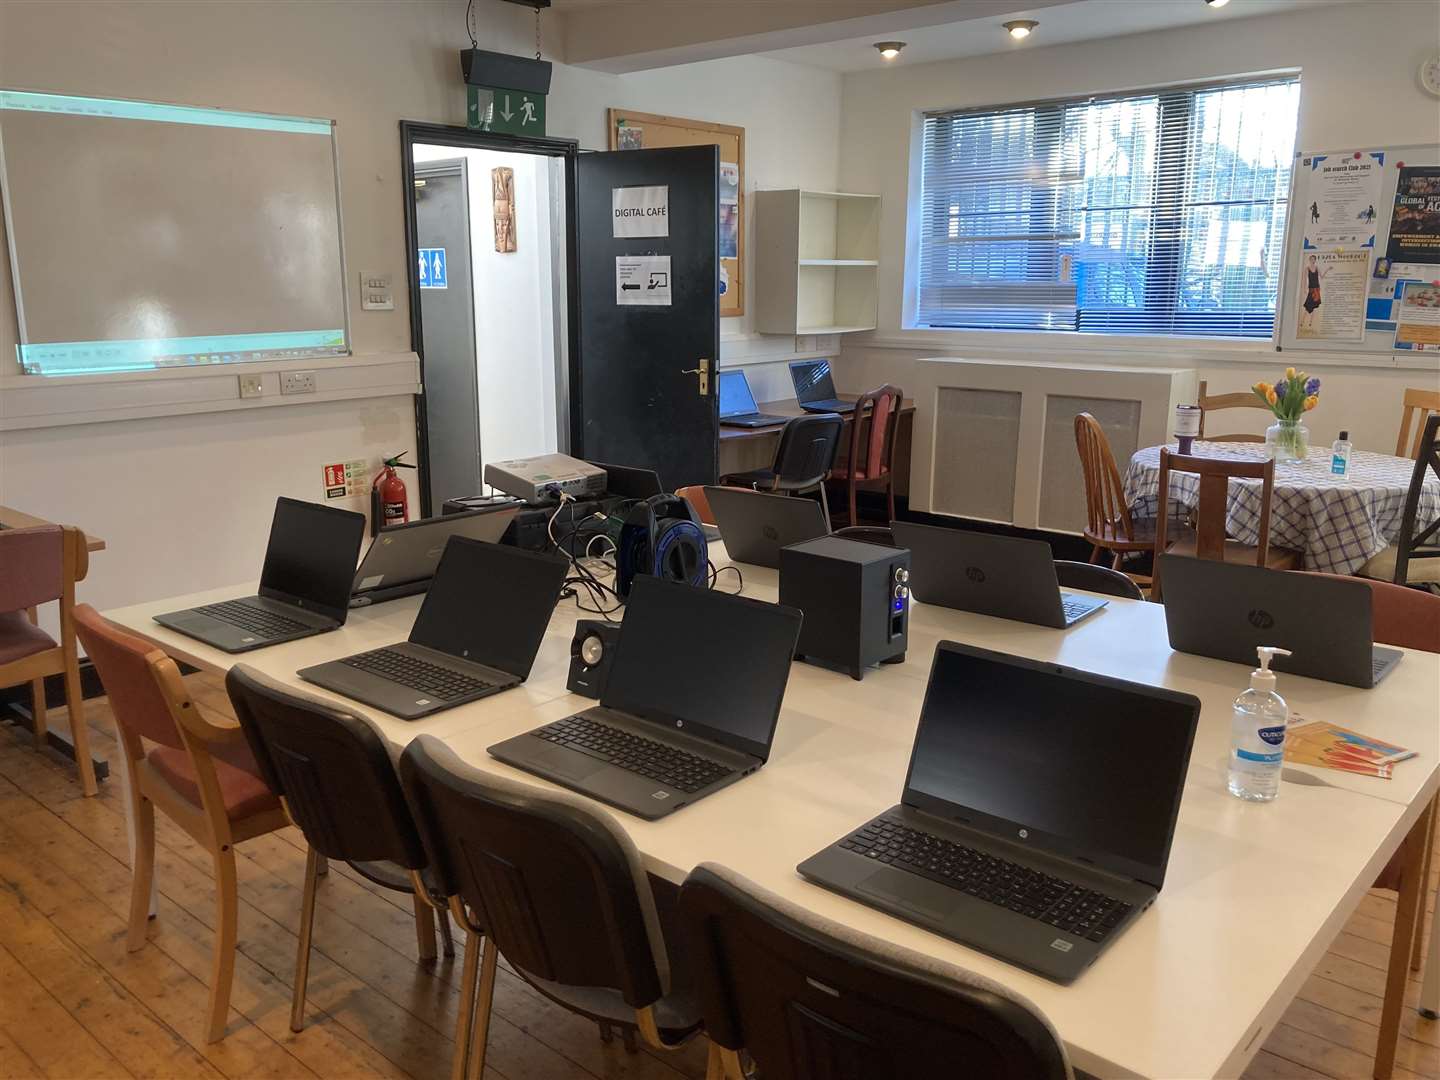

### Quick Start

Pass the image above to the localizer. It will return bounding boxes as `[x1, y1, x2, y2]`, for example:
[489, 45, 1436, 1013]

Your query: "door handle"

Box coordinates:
[681, 358, 711, 397]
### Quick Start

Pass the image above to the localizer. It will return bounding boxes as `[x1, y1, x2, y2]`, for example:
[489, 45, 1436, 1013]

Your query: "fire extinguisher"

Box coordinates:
[371, 452, 417, 535]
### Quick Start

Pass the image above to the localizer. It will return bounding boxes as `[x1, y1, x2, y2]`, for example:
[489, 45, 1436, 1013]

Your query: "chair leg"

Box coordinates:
[62, 653, 97, 797]
[29, 677, 48, 749]
[437, 905, 455, 958]
[126, 795, 156, 952]
[452, 929, 481, 1080]
[818, 481, 832, 527]
[291, 846, 321, 1033]
[847, 482, 858, 529]
[414, 892, 438, 962]
[465, 935, 499, 1080]
[706, 1043, 725, 1080]
[1411, 821, 1435, 971]
[622, 1027, 638, 1054]
[886, 479, 896, 524]
[206, 846, 239, 1043]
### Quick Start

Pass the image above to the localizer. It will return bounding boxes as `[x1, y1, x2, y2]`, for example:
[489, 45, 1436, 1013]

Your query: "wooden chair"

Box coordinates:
[1362, 412, 1440, 586]
[1395, 386, 1440, 459]
[1197, 380, 1268, 443]
[72, 604, 288, 1043]
[827, 384, 905, 527]
[0, 524, 97, 795]
[1150, 450, 1300, 600]
[1074, 412, 1159, 585]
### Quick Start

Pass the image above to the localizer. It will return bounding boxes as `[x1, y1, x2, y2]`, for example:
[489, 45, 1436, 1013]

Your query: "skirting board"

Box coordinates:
[0, 351, 421, 431]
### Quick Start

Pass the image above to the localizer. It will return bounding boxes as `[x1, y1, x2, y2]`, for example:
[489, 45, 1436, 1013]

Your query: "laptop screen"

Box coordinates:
[409, 537, 567, 678]
[903, 643, 1198, 888]
[718, 370, 758, 418]
[603, 575, 803, 760]
[789, 359, 836, 403]
[259, 498, 366, 619]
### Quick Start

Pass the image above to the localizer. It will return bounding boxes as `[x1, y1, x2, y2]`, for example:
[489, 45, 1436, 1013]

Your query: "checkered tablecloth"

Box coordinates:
[1123, 441, 1440, 575]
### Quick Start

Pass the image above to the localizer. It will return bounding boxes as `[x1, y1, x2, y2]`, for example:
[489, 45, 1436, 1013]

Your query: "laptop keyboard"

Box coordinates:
[537, 715, 734, 793]
[1060, 595, 1098, 623]
[195, 599, 308, 638]
[841, 816, 1134, 944]
[340, 648, 497, 700]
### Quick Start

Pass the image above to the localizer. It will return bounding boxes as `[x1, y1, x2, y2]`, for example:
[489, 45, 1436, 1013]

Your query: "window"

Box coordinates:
[914, 77, 1300, 338]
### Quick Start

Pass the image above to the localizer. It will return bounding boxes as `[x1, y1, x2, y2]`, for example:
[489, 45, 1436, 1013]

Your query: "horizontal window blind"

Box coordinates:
[916, 76, 1300, 337]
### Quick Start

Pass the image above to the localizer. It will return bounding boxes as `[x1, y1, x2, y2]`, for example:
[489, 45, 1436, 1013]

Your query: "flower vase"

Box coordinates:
[1265, 419, 1309, 463]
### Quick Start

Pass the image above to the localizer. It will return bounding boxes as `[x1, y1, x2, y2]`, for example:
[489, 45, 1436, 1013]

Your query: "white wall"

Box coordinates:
[833, 1, 1440, 452]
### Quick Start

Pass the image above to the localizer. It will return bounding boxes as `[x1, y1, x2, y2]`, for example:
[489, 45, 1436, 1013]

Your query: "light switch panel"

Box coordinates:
[360, 270, 394, 311]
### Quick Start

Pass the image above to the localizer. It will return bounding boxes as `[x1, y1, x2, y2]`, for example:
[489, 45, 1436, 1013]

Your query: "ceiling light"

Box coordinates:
[874, 41, 906, 60]
[1205, 0, 1231, 6]
[1003, 19, 1038, 40]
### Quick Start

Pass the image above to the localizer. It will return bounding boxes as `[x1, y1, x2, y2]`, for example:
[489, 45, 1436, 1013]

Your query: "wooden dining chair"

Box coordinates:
[1395, 386, 1440, 459]
[827, 384, 904, 527]
[72, 604, 288, 1044]
[1197, 380, 1268, 443]
[1073, 413, 1159, 586]
[0, 524, 97, 795]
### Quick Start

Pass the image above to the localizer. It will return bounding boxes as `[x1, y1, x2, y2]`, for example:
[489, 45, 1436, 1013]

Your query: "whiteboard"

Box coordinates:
[0, 91, 349, 376]
[1277, 141, 1440, 356]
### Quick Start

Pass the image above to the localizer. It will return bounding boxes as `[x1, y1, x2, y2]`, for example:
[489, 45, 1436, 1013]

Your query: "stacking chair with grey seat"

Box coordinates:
[224, 665, 454, 1035]
[678, 863, 1072, 1080]
[721, 412, 844, 523]
[399, 734, 702, 1080]
[1053, 560, 1145, 601]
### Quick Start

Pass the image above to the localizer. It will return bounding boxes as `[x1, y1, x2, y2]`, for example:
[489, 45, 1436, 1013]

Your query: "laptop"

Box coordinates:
[350, 507, 520, 606]
[1159, 555, 1404, 688]
[298, 537, 568, 719]
[788, 359, 855, 414]
[718, 370, 789, 428]
[891, 521, 1107, 628]
[587, 461, 665, 500]
[799, 641, 1200, 984]
[706, 486, 830, 568]
[488, 574, 803, 820]
[154, 498, 365, 653]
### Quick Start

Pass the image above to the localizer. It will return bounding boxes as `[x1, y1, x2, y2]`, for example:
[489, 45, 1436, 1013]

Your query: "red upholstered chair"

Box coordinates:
[828, 384, 904, 527]
[72, 605, 287, 1043]
[0, 524, 97, 794]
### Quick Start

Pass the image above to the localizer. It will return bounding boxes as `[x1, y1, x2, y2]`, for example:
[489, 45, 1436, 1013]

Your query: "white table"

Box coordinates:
[103, 552, 1439, 1079]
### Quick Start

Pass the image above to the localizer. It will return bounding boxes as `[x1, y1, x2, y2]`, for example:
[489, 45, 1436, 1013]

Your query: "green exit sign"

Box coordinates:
[467, 86, 546, 136]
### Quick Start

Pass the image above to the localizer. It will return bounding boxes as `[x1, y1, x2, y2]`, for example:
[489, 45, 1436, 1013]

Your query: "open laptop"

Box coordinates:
[350, 506, 520, 606]
[706, 486, 830, 568]
[799, 642, 1200, 984]
[298, 537, 567, 719]
[1159, 555, 1404, 688]
[788, 359, 855, 414]
[891, 521, 1107, 628]
[154, 498, 365, 653]
[718, 370, 789, 428]
[488, 574, 803, 820]
[587, 460, 665, 500]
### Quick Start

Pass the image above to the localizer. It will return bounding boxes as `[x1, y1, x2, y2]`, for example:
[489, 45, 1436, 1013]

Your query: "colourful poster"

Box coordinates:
[1393, 280, 1440, 351]
[1294, 249, 1368, 341]
[1386, 166, 1440, 264]
[1302, 152, 1384, 250]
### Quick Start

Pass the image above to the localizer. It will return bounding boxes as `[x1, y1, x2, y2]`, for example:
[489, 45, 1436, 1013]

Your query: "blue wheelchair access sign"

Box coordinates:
[418, 247, 447, 289]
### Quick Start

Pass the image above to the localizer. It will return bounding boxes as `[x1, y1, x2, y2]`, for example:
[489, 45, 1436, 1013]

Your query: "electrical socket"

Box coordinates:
[281, 370, 317, 395]
[238, 374, 264, 399]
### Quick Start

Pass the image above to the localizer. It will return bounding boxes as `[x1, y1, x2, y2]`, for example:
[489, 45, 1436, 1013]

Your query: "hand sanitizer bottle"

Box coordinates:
[1228, 646, 1293, 802]
[1330, 430, 1353, 479]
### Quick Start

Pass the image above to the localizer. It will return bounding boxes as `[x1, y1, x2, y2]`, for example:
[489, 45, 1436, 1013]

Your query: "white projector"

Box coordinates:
[484, 453, 607, 503]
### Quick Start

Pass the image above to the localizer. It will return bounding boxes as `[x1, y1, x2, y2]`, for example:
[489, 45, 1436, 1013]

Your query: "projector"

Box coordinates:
[484, 453, 606, 504]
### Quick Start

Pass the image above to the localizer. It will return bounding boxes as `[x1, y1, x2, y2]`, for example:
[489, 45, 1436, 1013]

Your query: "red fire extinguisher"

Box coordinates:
[371, 452, 417, 534]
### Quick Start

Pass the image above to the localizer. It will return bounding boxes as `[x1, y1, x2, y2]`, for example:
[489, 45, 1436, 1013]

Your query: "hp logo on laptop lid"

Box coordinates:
[1248, 609, 1275, 630]
[966, 566, 986, 583]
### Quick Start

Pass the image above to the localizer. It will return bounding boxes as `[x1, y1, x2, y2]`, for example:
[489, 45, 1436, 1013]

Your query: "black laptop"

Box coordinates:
[718, 370, 789, 428]
[799, 642, 1200, 984]
[588, 460, 665, 500]
[891, 521, 1107, 628]
[298, 537, 567, 719]
[488, 574, 803, 820]
[706, 486, 829, 568]
[1159, 555, 1404, 688]
[350, 507, 520, 606]
[788, 359, 855, 414]
[154, 498, 365, 653]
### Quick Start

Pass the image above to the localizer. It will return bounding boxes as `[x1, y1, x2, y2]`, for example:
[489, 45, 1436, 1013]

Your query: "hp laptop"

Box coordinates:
[788, 359, 855, 414]
[488, 574, 803, 820]
[588, 461, 665, 500]
[1159, 555, 1403, 688]
[350, 507, 520, 606]
[154, 498, 365, 653]
[799, 642, 1200, 984]
[718, 370, 789, 428]
[298, 537, 567, 719]
[891, 522, 1107, 628]
[706, 486, 829, 568]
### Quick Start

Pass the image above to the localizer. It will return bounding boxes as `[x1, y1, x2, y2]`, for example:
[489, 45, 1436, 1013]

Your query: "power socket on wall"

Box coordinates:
[238, 374, 264, 399]
[281, 371, 317, 395]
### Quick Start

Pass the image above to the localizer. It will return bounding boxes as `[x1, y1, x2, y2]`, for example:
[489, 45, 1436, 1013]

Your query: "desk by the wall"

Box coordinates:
[0, 505, 107, 551]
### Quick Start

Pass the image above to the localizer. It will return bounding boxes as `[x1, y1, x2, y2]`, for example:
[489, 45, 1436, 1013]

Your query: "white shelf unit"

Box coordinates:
[755, 189, 880, 336]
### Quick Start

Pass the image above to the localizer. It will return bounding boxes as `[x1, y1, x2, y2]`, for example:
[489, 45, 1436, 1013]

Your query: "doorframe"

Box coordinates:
[399, 121, 580, 516]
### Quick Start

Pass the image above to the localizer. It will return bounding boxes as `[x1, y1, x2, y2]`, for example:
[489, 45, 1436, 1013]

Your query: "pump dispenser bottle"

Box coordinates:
[1228, 646, 1292, 801]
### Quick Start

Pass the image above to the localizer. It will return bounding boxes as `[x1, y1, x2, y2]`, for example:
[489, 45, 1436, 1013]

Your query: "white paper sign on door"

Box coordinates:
[612, 185, 669, 238]
[616, 255, 672, 306]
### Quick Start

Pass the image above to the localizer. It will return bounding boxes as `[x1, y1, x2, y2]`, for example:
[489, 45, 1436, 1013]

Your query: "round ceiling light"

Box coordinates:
[1003, 19, 1039, 40]
[874, 41, 906, 60]
[1205, 0, 1232, 7]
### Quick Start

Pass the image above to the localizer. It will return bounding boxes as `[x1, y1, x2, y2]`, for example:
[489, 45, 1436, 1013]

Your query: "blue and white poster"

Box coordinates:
[418, 247, 448, 289]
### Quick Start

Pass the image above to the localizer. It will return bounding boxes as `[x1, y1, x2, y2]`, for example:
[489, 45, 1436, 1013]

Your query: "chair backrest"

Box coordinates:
[678, 863, 1072, 1080]
[1197, 380, 1268, 443]
[0, 525, 65, 613]
[399, 734, 670, 1009]
[1073, 413, 1137, 543]
[1152, 449, 1276, 599]
[848, 384, 904, 480]
[1393, 412, 1440, 586]
[1053, 560, 1144, 601]
[771, 413, 844, 490]
[675, 484, 718, 526]
[1396, 386, 1440, 458]
[833, 525, 897, 547]
[225, 665, 427, 868]
[1298, 573, 1440, 653]
[72, 603, 186, 754]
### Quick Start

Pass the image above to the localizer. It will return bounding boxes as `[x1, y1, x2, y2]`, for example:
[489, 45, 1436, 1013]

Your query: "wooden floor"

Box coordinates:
[0, 677, 1435, 1080]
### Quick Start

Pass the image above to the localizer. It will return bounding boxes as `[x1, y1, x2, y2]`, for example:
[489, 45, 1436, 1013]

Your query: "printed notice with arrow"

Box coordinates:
[616, 255, 671, 307]
[466, 86, 547, 136]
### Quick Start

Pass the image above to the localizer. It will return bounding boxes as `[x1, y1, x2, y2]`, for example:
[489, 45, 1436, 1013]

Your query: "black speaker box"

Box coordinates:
[779, 535, 910, 680]
[567, 620, 622, 699]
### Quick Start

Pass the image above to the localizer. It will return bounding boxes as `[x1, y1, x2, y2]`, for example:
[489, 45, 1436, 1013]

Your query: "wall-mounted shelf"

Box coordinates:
[755, 189, 880, 336]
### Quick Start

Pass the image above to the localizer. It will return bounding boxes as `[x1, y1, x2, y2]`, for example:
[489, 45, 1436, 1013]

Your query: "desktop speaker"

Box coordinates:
[779, 535, 910, 680]
[567, 620, 622, 699]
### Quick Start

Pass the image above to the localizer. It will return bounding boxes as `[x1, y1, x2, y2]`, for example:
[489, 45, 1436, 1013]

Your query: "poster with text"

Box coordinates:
[1393, 281, 1440, 351]
[1295, 249, 1368, 341]
[1303, 152, 1384, 249]
[1386, 166, 1440, 265]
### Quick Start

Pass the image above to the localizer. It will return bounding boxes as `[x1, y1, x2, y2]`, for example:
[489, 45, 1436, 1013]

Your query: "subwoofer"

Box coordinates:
[567, 620, 622, 699]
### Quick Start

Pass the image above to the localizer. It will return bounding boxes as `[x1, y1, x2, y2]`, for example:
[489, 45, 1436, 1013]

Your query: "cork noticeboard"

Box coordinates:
[608, 108, 744, 317]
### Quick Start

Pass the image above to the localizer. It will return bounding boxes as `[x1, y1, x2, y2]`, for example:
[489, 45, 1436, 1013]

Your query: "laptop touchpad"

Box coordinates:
[855, 867, 958, 921]
[538, 745, 607, 781]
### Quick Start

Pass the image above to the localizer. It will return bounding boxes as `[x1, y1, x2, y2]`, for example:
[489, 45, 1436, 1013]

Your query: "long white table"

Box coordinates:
[104, 551, 1439, 1079]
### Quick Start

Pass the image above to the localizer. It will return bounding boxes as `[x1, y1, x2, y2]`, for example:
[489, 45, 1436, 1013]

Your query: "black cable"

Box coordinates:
[465, 0, 477, 47]
[708, 560, 744, 595]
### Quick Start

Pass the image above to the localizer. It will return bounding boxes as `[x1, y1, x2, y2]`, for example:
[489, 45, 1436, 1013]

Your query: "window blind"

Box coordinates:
[915, 77, 1300, 337]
